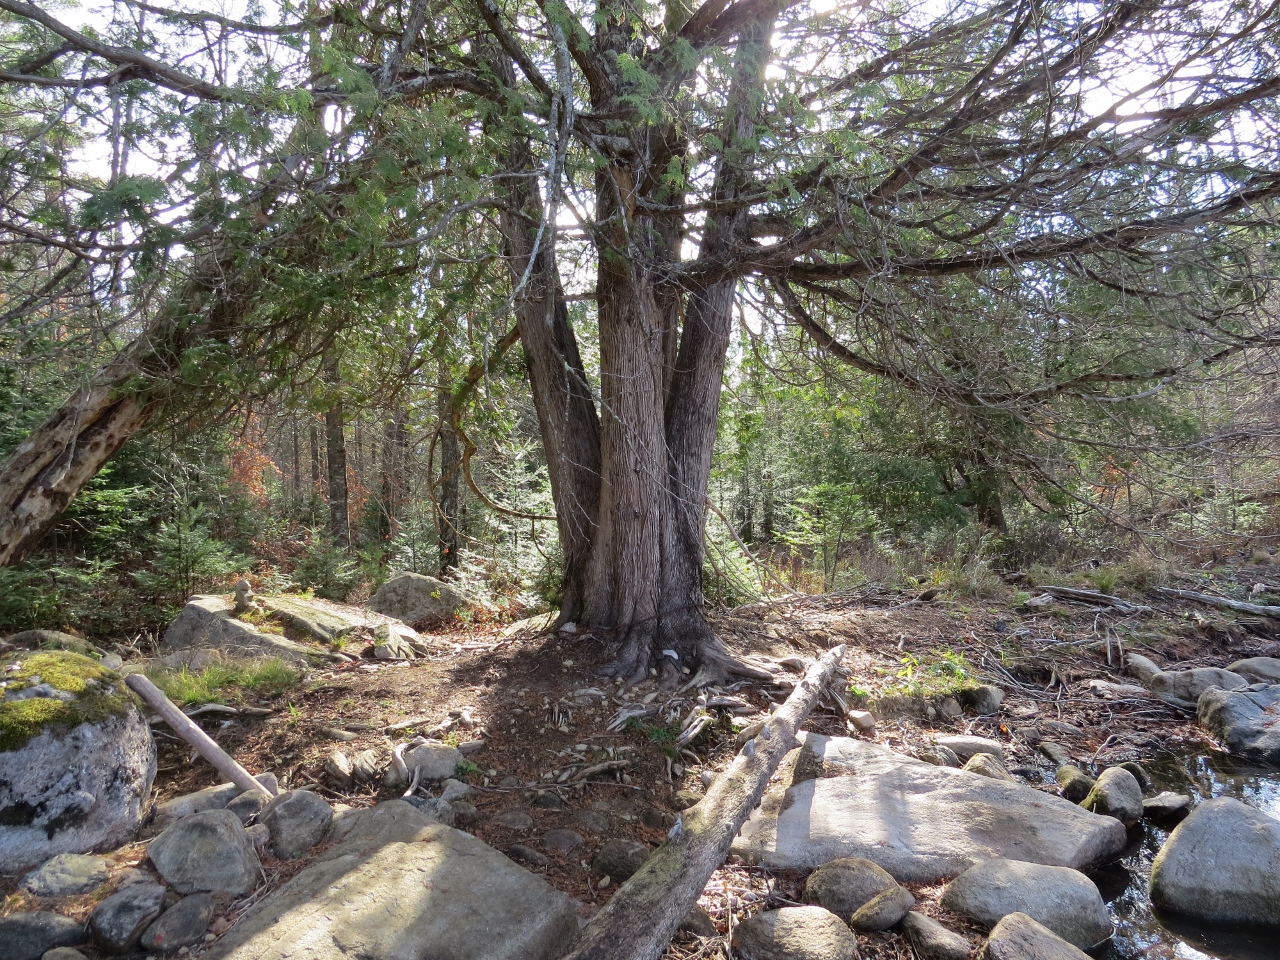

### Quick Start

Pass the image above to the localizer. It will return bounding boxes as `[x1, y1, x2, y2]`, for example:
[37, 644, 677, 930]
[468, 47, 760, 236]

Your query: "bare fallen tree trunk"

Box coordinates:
[561, 644, 847, 960]
[1155, 586, 1280, 618]
[1039, 585, 1153, 614]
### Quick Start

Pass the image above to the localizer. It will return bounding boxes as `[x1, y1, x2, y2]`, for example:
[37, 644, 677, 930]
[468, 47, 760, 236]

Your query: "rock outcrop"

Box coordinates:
[202, 800, 578, 960]
[160, 595, 324, 666]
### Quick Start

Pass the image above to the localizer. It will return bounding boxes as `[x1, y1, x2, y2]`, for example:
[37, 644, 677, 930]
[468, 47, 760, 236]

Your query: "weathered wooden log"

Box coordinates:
[125, 673, 277, 798]
[1155, 586, 1280, 618]
[560, 644, 847, 960]
[1040, 585, 1152, 614]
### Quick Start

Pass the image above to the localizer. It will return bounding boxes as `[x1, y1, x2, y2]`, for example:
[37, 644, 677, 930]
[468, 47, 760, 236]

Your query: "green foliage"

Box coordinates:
[292, 533, 361, 601]
[132, 503, 245, 605]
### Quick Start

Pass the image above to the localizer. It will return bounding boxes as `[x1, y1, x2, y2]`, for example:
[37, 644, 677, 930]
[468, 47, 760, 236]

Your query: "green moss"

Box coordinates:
[0, 651, 137, 753]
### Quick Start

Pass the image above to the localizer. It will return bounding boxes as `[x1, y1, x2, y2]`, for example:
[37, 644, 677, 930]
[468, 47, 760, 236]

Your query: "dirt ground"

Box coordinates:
[6, 565, 1277, 958]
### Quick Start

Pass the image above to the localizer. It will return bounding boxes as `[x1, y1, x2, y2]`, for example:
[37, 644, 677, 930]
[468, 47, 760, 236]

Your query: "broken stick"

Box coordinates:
[560, 644, 847, 960]
[125, 673, 277, 799]
[1040, 585, 1152, 614]
[1155, 586, 1280, 618]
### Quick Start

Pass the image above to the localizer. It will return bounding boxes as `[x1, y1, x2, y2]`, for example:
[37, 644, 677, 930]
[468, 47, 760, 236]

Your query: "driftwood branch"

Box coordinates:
[125, 674, 277, 798]
[561, 644, 847, 960]
[1040, 585, 1152, 614]
[1155, 586, 1280, 618]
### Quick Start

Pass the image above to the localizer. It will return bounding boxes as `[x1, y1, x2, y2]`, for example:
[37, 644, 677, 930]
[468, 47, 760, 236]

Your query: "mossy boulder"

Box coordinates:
[0, 651, 155, 872]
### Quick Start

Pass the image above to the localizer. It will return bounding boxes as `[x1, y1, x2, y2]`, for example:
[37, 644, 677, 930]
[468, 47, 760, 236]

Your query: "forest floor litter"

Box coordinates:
[4, 561, 1280, 959]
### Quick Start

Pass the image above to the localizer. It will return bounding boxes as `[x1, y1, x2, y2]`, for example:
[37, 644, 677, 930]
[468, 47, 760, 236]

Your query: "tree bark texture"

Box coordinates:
[561, 645, 847, 960]
[323, 353, 350, 548]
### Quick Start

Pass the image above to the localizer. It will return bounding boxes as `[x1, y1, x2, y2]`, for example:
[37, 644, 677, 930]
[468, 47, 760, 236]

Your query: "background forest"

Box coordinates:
[1, 0, 1278, 646]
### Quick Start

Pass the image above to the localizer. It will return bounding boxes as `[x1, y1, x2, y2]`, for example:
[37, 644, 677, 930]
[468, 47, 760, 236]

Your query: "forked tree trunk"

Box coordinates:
[573, 13, 779, 684]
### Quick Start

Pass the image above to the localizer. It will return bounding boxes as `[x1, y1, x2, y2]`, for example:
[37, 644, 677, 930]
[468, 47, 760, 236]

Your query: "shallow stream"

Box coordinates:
[1089, 751, 1280, 960]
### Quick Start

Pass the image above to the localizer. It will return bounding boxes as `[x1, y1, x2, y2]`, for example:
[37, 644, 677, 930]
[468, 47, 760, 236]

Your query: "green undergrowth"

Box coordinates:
[0, 651, 137, 752]
[145, 657, 303, 706]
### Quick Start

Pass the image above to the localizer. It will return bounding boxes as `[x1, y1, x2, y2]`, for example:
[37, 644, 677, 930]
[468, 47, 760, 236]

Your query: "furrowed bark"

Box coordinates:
[561, 644, 847, 960]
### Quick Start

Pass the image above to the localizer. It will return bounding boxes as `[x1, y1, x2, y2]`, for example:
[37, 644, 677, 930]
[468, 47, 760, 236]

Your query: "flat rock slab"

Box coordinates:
[732, 735, 1127, 883]
[260, 596, 362, 643]
[1198, 684, 1280, 764]
[203, 801, 578, 960]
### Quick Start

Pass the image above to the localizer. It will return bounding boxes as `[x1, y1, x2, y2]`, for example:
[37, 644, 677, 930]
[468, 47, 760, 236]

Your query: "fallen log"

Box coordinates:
[125, 673, 277, 799]
[1155, 586, 1280, 618]
[560, 644, 847, 960]
[1040, 585, 1152, 614]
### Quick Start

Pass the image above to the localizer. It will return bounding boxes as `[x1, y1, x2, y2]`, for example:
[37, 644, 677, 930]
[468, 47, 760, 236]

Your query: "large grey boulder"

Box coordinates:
[201, 800, 578, 960]
[1197, 684, 1280, 763]
[1226, 657, 1280, 684]
[1080, 767, 1144, 826]
[160, 595, 323, 666]
[1150, 796, 1280, 926]
[733, 735, 1127, 883]
[802, 856, 898, 916]
[0, 911, 85, 960]
[147, 809, 261, 896]
[1148, 667, 1247, 703]
[367, 572, 466, 624]
[20, 854, 110, 897]
[730, 906, 860, 960]
[980, 913, 1091, 960]
[0, 651, 155, 872]
[941, 859, 1112, 948]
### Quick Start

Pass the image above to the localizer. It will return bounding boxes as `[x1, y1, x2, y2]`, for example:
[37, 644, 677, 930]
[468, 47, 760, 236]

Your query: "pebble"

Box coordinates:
[849, 885, 915, 930]
[542, 829, 584, 853]
[901, 911, 971, 960]
[492, 809, 534, 831]
[140, 893, 215, 953]
[507, 844, 551, 868]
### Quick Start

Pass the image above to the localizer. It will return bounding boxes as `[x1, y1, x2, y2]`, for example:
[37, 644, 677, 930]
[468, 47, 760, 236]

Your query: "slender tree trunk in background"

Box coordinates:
[324, 354, 350, 548]
[291, 417, 301, 512]
[379, 405, 408, 545]
[436, 383, 461, 573]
